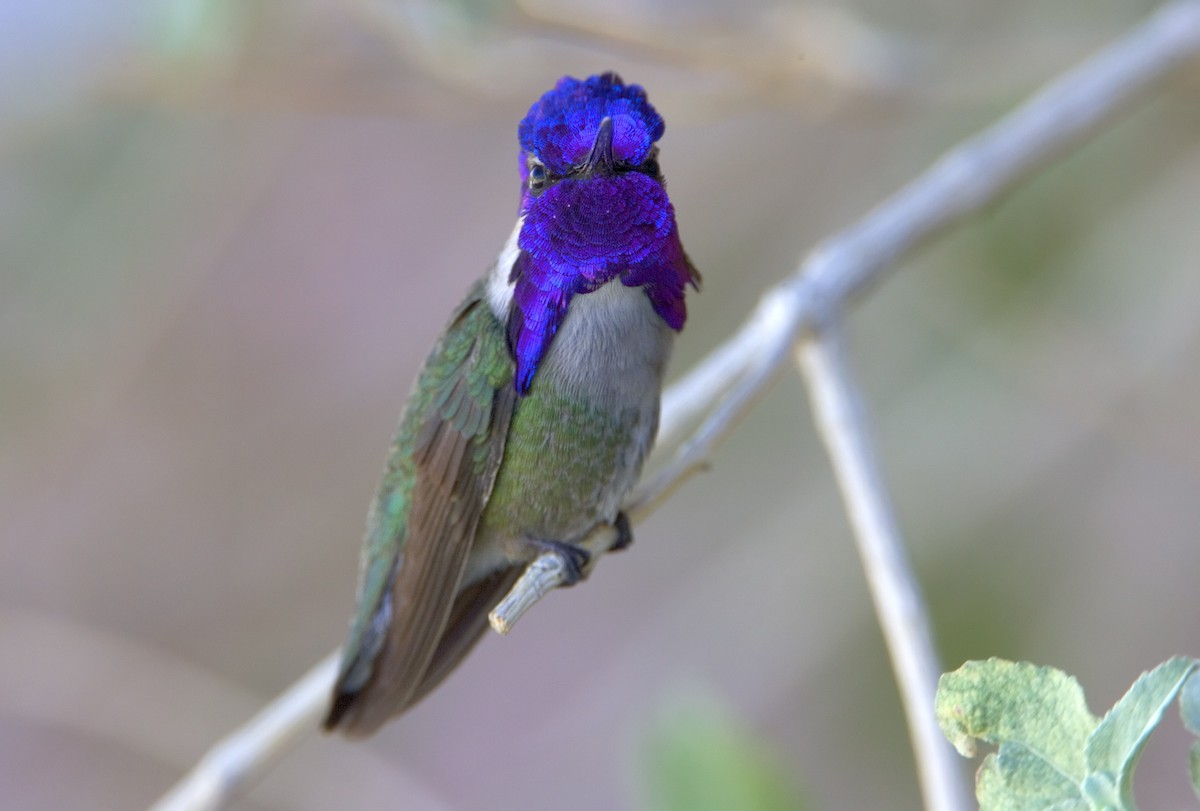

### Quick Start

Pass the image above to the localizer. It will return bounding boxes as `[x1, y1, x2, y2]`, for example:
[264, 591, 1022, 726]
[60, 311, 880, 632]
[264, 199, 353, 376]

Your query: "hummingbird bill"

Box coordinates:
[325, 73, 700, 737]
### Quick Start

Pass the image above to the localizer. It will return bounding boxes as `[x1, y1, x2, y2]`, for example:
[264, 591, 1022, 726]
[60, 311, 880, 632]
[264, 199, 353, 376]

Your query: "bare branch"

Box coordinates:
[497, 0, 1200, 631]
[796, 327, 969, 811]
[151, 3, 1200, 808]
[149, 653, 339, 811]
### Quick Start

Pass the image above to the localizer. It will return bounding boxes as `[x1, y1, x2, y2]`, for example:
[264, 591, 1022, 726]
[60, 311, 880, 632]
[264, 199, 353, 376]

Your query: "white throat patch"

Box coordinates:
[485, 218, 522, 320]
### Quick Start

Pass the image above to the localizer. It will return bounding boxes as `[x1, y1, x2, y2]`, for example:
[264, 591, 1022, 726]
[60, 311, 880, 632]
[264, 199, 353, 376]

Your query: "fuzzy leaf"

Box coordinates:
[937, 660, 1097, 810]
[1190, 746, 1200, 804]
[937, 659, 1097, 768]
[1084, 657, 1197, 807]
[1181, 670, 1200, 801]
[976, 748, 1087, 811]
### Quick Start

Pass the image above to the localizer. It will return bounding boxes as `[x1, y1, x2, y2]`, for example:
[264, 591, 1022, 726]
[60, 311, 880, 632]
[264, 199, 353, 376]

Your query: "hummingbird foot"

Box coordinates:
[525, 538, 591, 586]
[608, 511, 634, 552]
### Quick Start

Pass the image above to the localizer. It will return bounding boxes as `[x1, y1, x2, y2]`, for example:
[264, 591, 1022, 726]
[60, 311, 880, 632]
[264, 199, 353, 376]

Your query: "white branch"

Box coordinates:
[796, 328, 969, 811]
[150, 3, 1200, 808]
[149, 652, 340, 811]
[495, 0, 1200, 632]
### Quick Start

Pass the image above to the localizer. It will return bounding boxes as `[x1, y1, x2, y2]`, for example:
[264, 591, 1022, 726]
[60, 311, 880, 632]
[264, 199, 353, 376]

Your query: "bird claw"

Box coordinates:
[526, 538, 591, 586]
[609, 512, 634, 552]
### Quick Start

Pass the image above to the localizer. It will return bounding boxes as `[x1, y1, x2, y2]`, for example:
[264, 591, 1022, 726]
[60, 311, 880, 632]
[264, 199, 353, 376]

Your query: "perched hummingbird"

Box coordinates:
[325, 73, 699, 737]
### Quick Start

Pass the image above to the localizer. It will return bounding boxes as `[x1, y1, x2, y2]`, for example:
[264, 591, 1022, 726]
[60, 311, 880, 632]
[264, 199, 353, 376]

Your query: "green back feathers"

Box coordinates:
[326, 282, 515, 735]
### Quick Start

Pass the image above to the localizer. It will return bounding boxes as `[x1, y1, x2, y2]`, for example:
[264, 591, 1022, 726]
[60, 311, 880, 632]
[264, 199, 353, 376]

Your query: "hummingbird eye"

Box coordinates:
[528, 160, 547, 192]
[639, 147, 661, 179]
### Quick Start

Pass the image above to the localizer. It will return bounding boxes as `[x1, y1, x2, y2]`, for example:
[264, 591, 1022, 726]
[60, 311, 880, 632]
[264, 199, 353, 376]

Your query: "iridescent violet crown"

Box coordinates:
[518, 73, 664, 173]
[508, 73, 696, 394]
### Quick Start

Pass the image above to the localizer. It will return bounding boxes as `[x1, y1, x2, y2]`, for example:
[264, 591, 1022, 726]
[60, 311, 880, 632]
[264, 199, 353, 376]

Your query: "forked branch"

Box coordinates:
[152, 4, 1200, 809]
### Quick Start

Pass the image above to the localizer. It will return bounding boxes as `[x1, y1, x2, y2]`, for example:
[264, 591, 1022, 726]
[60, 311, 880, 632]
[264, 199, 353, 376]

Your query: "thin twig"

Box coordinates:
[150, 4, 1200, 808]
[796, 327, 969, 811]
[148, 653, 340, 811]
[497, 0, 1200, 632]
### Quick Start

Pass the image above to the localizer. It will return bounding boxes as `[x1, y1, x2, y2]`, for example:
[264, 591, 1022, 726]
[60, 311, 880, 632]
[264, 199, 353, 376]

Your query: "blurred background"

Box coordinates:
[3, 0, 1200, 808]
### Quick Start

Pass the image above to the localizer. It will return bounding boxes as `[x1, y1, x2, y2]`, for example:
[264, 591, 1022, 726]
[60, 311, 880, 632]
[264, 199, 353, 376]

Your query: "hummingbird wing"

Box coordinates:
[405, 562, 523, 708]
[326, 280, 517, 736]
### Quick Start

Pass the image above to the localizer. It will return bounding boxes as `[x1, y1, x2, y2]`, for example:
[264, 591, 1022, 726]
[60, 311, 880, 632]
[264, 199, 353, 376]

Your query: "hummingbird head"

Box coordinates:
[517, 72, 663, 187]
[506, 73, 698, 394]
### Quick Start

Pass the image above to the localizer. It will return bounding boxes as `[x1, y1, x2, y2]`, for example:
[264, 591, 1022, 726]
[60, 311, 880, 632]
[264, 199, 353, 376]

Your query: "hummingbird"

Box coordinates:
[324, 73, 700, 737]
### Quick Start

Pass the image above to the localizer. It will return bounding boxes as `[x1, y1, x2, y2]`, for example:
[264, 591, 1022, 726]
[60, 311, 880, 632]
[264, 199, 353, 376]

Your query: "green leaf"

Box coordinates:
[940, 658, 1200, 810]
[1079, 771, 1120, 810]
[937, 659, 1098, 810]
[976, 748, 1087, 811]
[1181, 667, 1200, 739]
[1084, 657, 1198, 808]
[1181, 670, 1200, 801]
[642, 698, 804, 811]
[937, 659, 1097, 769]
[1190, 746, 1200, 804]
